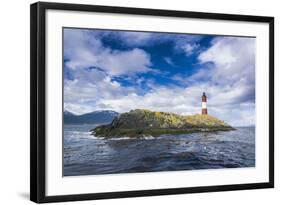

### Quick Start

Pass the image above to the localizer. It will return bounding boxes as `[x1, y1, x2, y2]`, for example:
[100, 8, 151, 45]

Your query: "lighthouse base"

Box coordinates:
[202, 108, 208, 115]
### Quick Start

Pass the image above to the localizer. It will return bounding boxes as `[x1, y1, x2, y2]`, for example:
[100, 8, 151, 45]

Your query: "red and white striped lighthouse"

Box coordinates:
[202, 92, 207, 115]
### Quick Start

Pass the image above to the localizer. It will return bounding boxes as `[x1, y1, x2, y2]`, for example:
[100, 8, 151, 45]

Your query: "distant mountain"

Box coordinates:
[64, 110, 119, 124]
[64, 110, 75, 116]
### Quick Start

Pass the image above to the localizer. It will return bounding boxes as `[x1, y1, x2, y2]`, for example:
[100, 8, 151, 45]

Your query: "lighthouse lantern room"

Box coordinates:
[202, 92, 208, 115]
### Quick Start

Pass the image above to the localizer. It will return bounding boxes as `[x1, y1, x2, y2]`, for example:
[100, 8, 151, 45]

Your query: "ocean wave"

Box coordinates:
[65, 131, 94, 140]
[108, 136, 132, 140]
[140, 135, 155, 140]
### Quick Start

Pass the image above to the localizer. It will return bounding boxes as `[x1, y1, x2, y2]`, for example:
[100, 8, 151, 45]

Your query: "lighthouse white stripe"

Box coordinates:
[202, 102, 207, 109]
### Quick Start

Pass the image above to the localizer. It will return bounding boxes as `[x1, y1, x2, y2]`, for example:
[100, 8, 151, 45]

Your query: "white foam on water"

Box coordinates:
[140, 135, 155, 140]
[108, 136, 131, 140]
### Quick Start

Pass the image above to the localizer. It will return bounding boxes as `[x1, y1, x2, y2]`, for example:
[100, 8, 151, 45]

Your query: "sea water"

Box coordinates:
[64, 124, 255, 176]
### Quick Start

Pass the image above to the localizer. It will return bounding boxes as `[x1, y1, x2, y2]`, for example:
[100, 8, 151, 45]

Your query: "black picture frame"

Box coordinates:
[30, 1, 274, 203]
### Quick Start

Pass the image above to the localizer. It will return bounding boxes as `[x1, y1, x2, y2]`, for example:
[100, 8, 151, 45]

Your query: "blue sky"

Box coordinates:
[64, 28, 256, 126]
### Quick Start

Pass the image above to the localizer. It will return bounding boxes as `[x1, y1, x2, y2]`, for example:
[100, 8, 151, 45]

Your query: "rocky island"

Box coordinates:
[91, 109, 234, 138]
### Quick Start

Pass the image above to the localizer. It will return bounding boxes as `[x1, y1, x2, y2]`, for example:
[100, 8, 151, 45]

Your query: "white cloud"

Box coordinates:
[64, 68, 137, 114]
[179, 43, 200, 56]
[114, 32, 154, 46]
[99, 48, 151, 76]
[94, 86, 200, 115]
[163, 57, 175, 66]
[64, 103, 96, 115]
[198, 37, 255, 86]
[64, 29, 152, 76]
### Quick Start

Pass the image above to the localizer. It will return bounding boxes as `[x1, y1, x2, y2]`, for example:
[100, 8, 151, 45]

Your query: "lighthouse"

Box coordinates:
[202, 92, 207, 115]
